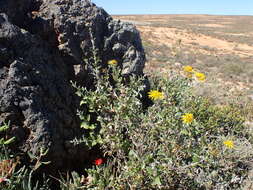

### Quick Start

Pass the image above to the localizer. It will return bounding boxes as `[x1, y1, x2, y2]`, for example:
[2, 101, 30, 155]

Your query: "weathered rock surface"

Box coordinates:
[0, 13, 86, 171]
[0, 0, 146, 172]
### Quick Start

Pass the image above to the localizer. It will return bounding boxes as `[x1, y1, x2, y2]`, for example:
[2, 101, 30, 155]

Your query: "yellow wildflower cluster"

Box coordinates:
[195, 72, 206, 82]
[108, 59, 118, 65]
[181, 113, 194, 124]
[223, 140, 234, 149]
[182, 65, 206, 82]
[147, 73, 236, 154]
[183, 65, 193, 73]
[148, 90, 164, 100]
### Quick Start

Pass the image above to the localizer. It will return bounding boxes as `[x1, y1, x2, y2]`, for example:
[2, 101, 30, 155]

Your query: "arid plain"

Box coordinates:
[114, 14, 253, 119]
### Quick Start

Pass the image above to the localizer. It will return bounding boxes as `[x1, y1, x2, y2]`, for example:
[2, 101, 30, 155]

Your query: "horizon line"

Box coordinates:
[112, 13, 253, 17]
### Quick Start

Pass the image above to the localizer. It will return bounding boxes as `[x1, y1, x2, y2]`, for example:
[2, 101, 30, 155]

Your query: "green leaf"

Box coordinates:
[40, 147, 49, 156]
[128, 150, 138, 159]
[141, 162, 146, 170]
[180, 129, 189, 135]
[192, 154, 200, 163]
[80, 122, 96, 130]
[41, 161, 51, 165]
[0, 125, 9, 132]
[80, 100, 86, 106]
[76, 91, 82, 97]
[152, 176, 162, 186]
[0, 138, 4, 144]
[146, 167, 154, 176]
[91, 141, 97, 147]
[96, 135, 103, 144]
[27, 151, 36, 160]
[4, 137, 15, 145]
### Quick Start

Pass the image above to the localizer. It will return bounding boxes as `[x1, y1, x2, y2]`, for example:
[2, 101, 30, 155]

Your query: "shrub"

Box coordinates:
[69, 63, 253, 189]
[1, 59, 252, 189]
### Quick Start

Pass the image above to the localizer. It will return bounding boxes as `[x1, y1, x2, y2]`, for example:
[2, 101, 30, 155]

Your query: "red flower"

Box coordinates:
[0, 177, 7, 183]
[94, 158, 103, 166]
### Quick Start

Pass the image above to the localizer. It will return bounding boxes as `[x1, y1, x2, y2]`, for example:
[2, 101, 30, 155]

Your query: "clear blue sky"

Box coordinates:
[92, 0, 253, 15]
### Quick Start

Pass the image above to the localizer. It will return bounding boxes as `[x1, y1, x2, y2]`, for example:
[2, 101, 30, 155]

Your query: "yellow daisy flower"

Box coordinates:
[194, 72, 206, 82]
[148, 90, 164, 100]
[183, 65, 194, 73]
[223, 140, 234, 149]
[182, 113, 194, 124]
[108, 59, 118, 65]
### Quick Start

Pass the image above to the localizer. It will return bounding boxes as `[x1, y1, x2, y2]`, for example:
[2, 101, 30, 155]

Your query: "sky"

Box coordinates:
[92, 0, 253, 15]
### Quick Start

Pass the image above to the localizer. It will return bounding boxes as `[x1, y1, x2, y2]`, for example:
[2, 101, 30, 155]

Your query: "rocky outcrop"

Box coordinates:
[0, 0, 146, 172]
[0, 13, 85, 171]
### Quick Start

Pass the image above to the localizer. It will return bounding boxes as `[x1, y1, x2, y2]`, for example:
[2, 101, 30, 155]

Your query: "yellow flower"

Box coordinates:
[183, 65, 194, 73]
[223, 140, 234, 149]
[148, 90, 164, 100]
[194, 72, 206, 82]
[182, 113, 194, 124]
[108, 59, 118, 65]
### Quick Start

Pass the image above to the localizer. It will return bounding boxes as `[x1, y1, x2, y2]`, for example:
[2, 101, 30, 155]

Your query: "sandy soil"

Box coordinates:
[113, 14, 253, 108]
[137, 25, 253, 57]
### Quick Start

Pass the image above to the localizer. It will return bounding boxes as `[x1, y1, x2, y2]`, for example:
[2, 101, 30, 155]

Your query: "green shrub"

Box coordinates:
[69, 62, 253, 189]
[1, 60, 252, 189]
[1, 44, 252, 189]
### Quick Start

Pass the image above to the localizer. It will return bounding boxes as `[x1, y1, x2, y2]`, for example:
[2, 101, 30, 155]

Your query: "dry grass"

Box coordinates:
[114, 14, 253, 120]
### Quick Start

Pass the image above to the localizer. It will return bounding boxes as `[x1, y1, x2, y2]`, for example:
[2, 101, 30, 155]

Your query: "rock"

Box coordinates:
[32, 0, 145, 74]
[105, 20, 145, 75]
[0, 0, 147, 172]
[0, 0, 32, 25]
[0, 13, 87, 172]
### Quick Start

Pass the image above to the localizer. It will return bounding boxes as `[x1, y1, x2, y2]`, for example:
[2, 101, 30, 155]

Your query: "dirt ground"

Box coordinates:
[114, 15, 253, 119]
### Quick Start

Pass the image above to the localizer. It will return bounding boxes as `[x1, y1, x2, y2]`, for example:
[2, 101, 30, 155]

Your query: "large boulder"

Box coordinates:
[0, 13, 86, 171]
[0, 0, 146, 172]
[30, 0, 146, 74]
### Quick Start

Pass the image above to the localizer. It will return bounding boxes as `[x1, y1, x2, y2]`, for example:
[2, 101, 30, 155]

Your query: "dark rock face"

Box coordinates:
[0, 13, 86, 170]
[0, 0, 33, 26]
[0, 0, 146, 172]
[105, 20, 146, 75]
